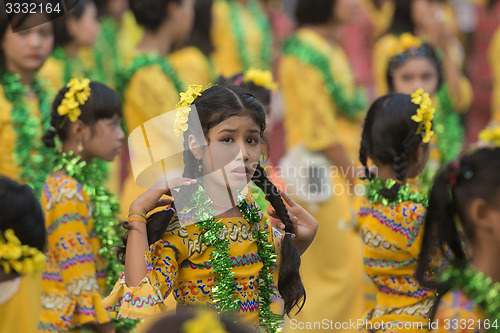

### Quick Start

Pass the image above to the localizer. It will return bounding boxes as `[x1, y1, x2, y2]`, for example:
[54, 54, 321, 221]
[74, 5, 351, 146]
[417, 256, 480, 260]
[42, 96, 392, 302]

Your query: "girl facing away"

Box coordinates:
[416, 147, 500, 332]
[0, 177, 46, 333]
[358, 90, 445, 332]
[102, 85, 318, 332]
[39, 79, 125, 333]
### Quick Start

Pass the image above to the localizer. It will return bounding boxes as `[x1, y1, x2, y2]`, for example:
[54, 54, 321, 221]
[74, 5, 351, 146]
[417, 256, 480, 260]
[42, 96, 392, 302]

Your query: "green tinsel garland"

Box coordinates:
[54, 152, 122, 290]
[420, 85, 465, 192]
[438, 263, 500, 332]
[281, 34, 367, 120]
[93, 17, 121, 87]
[224, 0, 273, 72]
[52, 47, 96, 85]
[0, 70, 53, 196]
[187, 185, 283, 333]
[364, 178, 428, 206]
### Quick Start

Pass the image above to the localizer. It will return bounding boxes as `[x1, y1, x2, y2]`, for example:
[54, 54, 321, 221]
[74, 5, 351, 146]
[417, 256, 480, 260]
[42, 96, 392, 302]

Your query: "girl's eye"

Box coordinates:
[221, 137, 233, 143]
[247, 138, 259, 145]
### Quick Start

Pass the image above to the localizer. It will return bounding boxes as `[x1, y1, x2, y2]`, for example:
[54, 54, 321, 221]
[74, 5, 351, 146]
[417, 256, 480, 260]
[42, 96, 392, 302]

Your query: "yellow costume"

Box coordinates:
[39, 47, 97, 93]
[39, 174, 111, 332]
[279, 28, 365, 331]
[489, 26, 500, 124]
[357, 197, 442, 332]
[119, 53, 185, 219]
[433, 290, 487, 332]
[170, 46, 215, 86]
[211, 0, 272, 77]
[102, 194, 283, 328]
[0, 88, 41, 181]
[0, 274, 43, 333]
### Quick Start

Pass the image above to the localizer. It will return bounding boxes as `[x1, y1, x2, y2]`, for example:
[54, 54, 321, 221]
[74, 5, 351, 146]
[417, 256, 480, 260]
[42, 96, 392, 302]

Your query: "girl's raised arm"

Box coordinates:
[124, 179, 196, 287]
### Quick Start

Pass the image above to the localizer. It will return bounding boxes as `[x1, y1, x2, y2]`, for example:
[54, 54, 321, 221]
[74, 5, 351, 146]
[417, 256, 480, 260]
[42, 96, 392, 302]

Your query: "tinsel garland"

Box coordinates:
[420, 85, 465, 192]
[224, 0, 272, 71]
[52, 47, 94, 85]
[435, 85, 464, 165]
[438, 263, 500, 332]
[54, 152, 122, 289]
[0, 70, 53, 196]
[281, 34, 367, 120]
[93, 17, 121, 87]
[364, 178, 428, 206]
[187, 185, 283, 333]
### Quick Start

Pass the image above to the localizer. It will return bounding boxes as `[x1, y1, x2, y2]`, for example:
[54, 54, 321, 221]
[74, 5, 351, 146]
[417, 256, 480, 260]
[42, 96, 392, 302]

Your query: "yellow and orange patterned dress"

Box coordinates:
[432, 289, 488, 333]
[39, 174, 111, 332]
[102, 194, 283, 327]
[357, 184, 444, 332]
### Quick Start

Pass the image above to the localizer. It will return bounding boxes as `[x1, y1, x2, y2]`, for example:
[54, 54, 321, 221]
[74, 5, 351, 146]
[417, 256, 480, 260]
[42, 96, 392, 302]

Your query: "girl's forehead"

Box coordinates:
[210, 116, 261, 132]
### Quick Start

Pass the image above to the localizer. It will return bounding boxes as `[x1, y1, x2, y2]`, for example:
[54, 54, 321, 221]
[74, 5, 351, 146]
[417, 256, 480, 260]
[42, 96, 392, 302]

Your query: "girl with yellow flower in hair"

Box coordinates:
[384, 33, 471, 190]
[39, 79, 125, 333]
[358, 91, 445, 332]
[0, 176, 46, 333]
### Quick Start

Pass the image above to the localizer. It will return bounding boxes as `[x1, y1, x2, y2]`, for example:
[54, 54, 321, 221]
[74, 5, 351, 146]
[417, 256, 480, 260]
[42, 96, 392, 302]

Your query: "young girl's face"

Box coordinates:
[199, 115, 262, 192]
[82, 114, 124, 162]
[1, 21, 53, 73]
[392, 57, 439, 96]
[68, 2, 99, 47]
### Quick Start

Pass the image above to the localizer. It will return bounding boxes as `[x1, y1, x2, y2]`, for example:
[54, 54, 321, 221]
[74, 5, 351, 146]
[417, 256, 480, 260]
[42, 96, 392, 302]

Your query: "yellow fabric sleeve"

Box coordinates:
[123, 65, 180, 133]
[279, 55, 341, 151]
[170, 46, 214, 86]
[102, 222, 189, 319]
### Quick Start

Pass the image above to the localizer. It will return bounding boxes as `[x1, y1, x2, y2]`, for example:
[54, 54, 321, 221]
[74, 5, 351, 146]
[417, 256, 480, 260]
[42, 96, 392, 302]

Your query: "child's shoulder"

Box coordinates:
[43, 173, 86, 206]
[360, 197, 426, 215]
[435, 288, 487, 324]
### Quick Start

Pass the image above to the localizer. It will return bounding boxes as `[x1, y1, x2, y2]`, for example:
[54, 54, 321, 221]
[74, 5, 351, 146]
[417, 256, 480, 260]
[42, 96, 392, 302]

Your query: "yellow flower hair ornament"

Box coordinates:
[174, 84, 209, 137]
[478, 126, 500, 147]
[411, 88, 435, 143]
[0, 229, 45, 276]
[57, 78, 91, 123]
[389, 33, 423, 58]
[242, 68, 278, 91]
[182, 310, 228, 333]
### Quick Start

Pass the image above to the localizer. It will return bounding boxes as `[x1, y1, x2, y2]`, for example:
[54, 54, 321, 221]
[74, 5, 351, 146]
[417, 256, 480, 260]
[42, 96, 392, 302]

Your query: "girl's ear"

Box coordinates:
[468, 198, 495, 233]
[188, 134, 203, 160]
[66, 16, 78, 39]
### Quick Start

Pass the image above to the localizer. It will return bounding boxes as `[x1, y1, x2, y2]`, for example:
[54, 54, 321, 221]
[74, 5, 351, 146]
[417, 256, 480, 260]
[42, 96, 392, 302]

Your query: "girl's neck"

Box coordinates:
[373, 163, 398, 182]
[61, 141, 91, 164]
[138, 28, 173, 56]
[471, 242, 500, 284]
[202, 181, 243, 218]
[305, 23, 342, 45]
[5, 62, 34, 87]
[63, 42, 80, 59]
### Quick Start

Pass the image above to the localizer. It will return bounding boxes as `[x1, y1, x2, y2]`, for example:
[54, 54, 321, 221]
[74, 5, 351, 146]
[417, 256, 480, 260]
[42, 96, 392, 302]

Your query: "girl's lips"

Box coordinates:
[231, 166, 249, 179]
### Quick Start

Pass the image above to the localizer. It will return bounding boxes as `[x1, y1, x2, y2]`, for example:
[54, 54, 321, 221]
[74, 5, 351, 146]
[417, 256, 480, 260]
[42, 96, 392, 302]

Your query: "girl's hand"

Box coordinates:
[268, 190, 318, 255]
[129, 178, 197, 216]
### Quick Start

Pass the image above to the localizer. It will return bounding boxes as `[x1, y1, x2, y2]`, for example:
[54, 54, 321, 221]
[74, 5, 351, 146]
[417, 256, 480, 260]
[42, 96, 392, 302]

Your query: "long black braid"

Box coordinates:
[359, 93, 425, 201]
